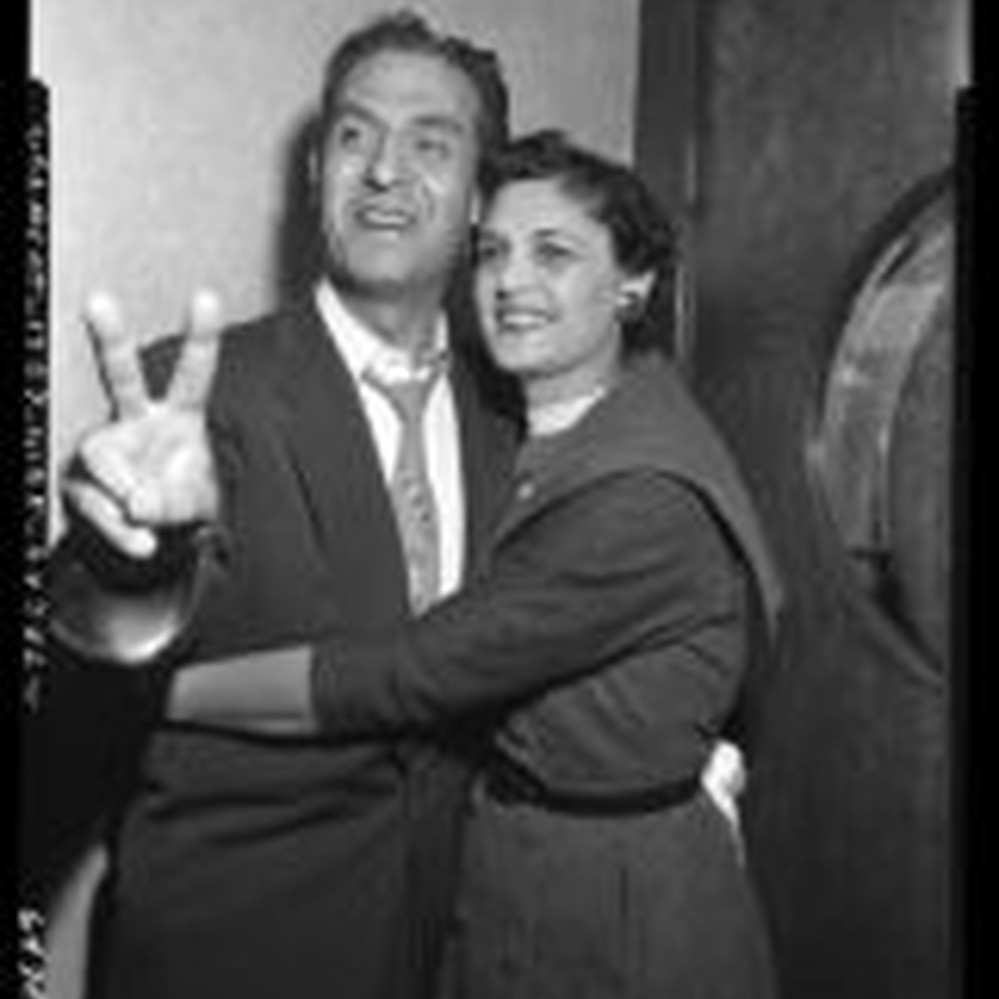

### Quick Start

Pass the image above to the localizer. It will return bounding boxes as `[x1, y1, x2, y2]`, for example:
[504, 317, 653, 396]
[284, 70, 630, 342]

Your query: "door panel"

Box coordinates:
[635, 2, 964, 996]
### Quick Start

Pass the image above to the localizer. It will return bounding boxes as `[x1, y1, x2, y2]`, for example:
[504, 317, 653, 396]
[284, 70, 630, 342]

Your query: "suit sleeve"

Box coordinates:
[313, 470, 744, 736]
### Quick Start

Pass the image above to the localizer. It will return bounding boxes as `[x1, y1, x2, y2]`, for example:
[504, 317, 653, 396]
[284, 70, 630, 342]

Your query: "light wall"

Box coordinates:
[32, 0, 640, 493]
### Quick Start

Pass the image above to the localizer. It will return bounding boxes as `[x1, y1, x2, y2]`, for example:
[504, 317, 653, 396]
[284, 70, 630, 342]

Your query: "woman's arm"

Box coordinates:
[168, 472, 743, 739]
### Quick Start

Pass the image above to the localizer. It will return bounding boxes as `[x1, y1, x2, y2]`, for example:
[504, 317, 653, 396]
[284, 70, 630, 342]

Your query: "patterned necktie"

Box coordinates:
[364, 362, 445, 615]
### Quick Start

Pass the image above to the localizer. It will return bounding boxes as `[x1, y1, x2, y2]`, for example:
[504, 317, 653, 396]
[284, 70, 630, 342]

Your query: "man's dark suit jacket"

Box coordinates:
[95, 297, 517, 999]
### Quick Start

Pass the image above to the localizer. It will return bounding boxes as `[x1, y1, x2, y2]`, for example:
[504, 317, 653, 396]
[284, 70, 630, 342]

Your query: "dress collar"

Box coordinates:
[526, 382, 611, 438]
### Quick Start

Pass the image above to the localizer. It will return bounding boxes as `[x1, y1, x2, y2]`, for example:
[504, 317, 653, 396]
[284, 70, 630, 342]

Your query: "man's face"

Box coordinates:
[317, 49, 482, 304]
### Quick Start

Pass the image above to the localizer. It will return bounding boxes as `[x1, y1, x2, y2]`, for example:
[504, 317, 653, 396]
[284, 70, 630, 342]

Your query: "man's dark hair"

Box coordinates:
[481, 129, 677, 351]
[319, 10, 510, 172]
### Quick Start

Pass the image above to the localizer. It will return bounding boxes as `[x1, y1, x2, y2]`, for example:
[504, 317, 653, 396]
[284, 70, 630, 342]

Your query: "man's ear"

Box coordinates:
[307, 144, 321, 199]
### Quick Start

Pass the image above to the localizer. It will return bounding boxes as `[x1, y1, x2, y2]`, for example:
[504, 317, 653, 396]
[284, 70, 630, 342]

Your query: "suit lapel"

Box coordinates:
[450, 354, 519, 578]
[264, 302, 521, 607]
[269, 302, 410, 615]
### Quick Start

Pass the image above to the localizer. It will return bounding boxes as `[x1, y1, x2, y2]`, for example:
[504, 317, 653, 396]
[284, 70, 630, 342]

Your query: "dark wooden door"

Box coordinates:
[634, 2, 966, 996]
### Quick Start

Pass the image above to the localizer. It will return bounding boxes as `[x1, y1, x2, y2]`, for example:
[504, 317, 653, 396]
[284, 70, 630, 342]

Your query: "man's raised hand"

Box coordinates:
[63, 290, 225, 559]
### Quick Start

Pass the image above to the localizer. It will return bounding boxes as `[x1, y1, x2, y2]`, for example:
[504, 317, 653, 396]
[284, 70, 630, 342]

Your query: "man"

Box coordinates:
[54, 12, 518, 999]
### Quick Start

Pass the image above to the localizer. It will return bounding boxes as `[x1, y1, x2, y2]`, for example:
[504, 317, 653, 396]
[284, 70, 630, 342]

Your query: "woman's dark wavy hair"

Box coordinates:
[319, 10, 510, 177]
[481, 130, 678, 352]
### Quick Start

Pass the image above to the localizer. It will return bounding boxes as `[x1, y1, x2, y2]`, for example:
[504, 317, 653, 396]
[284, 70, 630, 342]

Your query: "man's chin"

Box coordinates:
[331, 267, 441, 304]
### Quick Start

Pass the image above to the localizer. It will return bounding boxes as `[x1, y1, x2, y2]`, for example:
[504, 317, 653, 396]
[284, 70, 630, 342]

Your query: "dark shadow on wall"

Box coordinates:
[635, 2, 962, 997]
[269, 111, 325, 304]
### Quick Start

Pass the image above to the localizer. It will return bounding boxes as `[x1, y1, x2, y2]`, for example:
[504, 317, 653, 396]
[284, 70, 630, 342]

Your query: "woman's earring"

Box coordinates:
[616, 291, 645, 325]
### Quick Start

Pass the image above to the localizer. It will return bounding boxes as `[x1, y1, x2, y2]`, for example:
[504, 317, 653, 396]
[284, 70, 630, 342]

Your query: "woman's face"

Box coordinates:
[474, 178, 644, 406]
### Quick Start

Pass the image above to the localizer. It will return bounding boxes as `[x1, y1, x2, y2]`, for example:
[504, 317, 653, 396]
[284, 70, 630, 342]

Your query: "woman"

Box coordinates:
[172, 130, 783, 998]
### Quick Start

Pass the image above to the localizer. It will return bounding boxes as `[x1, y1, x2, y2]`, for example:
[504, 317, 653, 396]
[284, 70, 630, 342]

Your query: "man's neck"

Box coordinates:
[338, 287, 444, 360]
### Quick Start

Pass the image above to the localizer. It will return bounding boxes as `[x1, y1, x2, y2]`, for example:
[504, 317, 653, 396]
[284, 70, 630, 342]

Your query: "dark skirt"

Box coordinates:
[439, 784, 778, 999]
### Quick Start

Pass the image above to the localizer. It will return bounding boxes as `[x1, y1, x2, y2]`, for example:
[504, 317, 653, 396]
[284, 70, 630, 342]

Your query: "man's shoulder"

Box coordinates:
[218, 299, 313, 357]
[139, 299, 316, 399]
[213, 300, 329, 409]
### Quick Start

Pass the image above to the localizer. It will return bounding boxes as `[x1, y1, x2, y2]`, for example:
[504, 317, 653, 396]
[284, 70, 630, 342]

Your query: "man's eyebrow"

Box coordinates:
[410, 114, 471, 137]
[533, 226, 584, 245]
[329, 100, 377, 124]
[330, 103, 471, 139]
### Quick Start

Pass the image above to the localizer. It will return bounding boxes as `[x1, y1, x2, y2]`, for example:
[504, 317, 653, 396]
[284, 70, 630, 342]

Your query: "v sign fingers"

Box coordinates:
[63, 472, 159, 560]
[167, 290, 224, 413]
[85, 292, 151, 420]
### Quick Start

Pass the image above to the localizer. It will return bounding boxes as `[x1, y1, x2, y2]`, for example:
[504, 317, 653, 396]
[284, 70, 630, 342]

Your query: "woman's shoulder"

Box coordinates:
[572, 352, 720, 479]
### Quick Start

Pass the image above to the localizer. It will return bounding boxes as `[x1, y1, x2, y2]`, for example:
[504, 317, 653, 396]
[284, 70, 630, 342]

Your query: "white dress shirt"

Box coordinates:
[314, 280, 466, 602]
